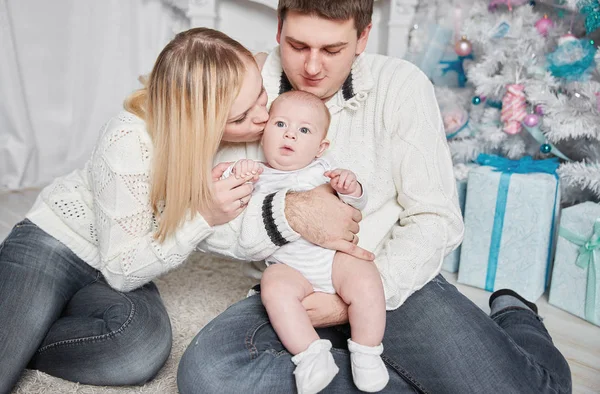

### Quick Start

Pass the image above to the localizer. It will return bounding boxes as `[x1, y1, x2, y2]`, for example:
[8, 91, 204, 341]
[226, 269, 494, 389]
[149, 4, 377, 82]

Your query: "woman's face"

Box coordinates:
[223, 61, 268, 143]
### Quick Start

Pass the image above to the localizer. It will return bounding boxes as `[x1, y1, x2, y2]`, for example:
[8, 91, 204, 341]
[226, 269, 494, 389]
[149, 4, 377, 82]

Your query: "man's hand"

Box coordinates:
[285, 184, 375, 261]
[302, 292, 349, 328]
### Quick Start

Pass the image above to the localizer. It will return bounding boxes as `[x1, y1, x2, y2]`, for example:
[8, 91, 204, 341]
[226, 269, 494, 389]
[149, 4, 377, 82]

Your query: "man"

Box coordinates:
[178, 1, 572, 393]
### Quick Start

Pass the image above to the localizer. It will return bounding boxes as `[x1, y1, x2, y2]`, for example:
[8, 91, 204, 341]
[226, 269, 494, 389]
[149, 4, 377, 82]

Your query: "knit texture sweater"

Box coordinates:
[199, 48, 465, 310]
[26, 111, 214, 292]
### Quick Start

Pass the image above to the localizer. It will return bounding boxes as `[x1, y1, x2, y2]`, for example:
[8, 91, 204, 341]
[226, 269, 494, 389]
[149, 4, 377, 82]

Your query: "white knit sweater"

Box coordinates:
[26, 111, 214, 292]
[198, 48, 465, 310]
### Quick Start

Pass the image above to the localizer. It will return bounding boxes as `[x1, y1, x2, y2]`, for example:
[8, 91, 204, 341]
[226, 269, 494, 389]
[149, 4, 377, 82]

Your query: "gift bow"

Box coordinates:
[476, 154, 560, 175]
[559, 219, 600, 323]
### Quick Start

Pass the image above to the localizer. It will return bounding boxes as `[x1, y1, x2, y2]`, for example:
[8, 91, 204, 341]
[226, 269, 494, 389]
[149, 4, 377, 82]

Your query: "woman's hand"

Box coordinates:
[200, 162, 262, 226]
[302, 292, 349, 328]
[285, 184, 375, 261]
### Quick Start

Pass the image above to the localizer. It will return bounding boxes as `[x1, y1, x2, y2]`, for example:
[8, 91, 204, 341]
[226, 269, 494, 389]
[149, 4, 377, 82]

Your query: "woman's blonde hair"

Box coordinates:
[124, 27, 254, 242]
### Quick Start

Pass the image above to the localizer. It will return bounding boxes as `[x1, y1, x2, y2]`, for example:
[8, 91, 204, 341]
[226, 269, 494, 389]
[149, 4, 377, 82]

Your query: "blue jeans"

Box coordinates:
[0, 220, 172, 394]
[178, 275, 572, 393]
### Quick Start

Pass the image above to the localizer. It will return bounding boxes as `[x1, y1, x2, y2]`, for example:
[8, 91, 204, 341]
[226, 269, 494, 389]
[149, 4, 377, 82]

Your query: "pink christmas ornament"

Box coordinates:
[488, 0, 528, 11]
[501, 84, 527, 135]
[523, 113, 540, 127]
[535, 104, 544, 115]
[535, 15, 554, 37]
[443, 108, 469, 136]
[454, 37, 473, 57]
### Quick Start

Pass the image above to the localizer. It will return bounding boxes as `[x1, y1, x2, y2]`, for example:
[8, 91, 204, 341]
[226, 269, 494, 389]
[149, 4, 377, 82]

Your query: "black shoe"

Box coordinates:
[489, 289, 538, 314]
[246, 283, 261, 298]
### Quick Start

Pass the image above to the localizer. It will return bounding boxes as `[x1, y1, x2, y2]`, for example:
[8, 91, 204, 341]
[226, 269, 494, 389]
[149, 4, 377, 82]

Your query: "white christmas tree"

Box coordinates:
[407, 0, 600, 204]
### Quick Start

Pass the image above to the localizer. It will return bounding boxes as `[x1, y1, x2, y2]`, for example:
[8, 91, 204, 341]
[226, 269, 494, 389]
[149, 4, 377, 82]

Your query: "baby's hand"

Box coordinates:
[324, 169, 362, 197]
[233, 159, 263, 181]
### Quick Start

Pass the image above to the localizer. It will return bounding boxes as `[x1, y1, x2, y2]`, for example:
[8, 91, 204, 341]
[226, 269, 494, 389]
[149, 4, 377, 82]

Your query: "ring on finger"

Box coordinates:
[239, 198, 246, 208]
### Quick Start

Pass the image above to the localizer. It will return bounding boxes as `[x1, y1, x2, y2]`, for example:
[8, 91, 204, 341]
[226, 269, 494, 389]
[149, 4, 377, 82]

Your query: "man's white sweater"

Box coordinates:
[200, 48, 465, 310]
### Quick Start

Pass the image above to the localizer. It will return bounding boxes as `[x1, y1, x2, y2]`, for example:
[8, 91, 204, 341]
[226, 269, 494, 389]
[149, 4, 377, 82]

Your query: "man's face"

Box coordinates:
[276, 11, 371, 102]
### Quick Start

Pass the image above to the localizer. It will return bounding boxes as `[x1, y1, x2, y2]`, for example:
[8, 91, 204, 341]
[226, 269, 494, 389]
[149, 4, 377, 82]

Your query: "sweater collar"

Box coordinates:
[262, 46, 374, 115]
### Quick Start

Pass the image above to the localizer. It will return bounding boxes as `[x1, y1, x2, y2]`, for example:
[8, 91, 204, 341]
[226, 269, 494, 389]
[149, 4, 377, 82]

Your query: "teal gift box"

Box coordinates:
[549, 202, 600, 326]
[442, 164, 473, 273]
[457, 155, 560, 301]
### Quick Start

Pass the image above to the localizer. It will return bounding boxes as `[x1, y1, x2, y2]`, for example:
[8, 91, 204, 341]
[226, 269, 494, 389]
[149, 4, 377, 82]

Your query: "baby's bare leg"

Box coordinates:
[332, 252, 386, 346]
[261, 264, 318, 355]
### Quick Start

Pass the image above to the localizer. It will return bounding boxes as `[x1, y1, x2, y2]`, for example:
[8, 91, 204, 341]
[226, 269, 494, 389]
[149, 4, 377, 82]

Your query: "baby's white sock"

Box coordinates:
[347, 339, 389, 392]
[291, 339, 339, 394]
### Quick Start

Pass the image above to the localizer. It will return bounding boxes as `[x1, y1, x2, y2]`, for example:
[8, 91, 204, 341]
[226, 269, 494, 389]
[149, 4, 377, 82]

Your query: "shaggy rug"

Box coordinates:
[12, 253, 257, 394]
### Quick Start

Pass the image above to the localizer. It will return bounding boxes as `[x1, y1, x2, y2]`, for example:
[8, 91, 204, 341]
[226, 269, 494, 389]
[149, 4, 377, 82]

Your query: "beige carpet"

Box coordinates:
[12, 253, 257, 394]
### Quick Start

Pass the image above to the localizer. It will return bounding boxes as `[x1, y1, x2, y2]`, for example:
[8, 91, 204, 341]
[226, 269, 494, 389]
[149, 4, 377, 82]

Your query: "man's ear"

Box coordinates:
[356, 23, 372, 55]
[316, 139, 330, 157]
[276, 18, 283, 44]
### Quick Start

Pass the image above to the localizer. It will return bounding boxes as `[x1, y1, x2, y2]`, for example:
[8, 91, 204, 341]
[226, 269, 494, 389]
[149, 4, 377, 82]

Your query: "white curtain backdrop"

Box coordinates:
[0, 0, 186, 191]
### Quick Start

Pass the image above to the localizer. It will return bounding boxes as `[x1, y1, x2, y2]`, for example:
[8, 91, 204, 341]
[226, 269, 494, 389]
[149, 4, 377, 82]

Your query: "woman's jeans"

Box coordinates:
[0, 220, 172, 393]
[178, 275, 572, 394]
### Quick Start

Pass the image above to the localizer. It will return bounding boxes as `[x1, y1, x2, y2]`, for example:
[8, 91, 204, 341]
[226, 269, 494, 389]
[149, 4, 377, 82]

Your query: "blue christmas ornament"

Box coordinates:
[540, 144, 552, 154]
[578, 0, 600, 34]
[547, 35, 597, 80]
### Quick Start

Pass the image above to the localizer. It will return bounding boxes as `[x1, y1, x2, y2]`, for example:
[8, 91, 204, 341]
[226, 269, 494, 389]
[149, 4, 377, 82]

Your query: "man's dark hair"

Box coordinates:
[277, 0, 374, 36]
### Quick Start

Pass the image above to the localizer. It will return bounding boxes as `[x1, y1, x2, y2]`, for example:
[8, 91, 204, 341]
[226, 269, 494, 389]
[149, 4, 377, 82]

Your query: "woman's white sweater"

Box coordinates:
[26, 112, 214, 292]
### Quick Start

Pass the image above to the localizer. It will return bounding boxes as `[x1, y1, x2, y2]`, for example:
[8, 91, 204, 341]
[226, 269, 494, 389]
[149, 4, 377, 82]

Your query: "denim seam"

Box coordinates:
[35, 289, 137, 354]
[381, 354, 429, 393]
[490, 306, 540, 320]
[246, 320, 272, 360]
[15, 219, 36, 228]
[490, 308, 563, 394]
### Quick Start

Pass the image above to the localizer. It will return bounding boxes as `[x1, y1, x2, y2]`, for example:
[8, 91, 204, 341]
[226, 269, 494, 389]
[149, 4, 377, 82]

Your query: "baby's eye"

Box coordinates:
[276, 121, 286, 128]
[299, 127, 310, 134]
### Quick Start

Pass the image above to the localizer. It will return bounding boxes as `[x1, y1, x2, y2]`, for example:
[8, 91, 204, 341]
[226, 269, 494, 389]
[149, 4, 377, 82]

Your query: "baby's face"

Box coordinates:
[261, 98, 329, 171]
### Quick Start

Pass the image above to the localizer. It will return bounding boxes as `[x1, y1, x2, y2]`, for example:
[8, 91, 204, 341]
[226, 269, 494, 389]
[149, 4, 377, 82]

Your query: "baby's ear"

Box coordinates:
[316, 139, 330, 157]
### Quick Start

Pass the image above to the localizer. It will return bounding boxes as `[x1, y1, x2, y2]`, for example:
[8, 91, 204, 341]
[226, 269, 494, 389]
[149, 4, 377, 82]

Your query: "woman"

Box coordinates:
[0, 27, 268, 393]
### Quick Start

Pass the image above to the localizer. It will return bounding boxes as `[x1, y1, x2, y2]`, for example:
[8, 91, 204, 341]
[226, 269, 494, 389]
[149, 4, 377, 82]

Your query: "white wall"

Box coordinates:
[0, 0, 184, 191]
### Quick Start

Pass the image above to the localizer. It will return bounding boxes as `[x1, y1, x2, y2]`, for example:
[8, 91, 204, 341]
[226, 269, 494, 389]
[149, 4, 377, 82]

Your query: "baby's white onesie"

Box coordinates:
[224, 157, 367, 293]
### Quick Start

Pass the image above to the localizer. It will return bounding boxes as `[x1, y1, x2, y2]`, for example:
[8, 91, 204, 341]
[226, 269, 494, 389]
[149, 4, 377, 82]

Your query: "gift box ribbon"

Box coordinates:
[558, 219, 600, 324]
[475, 154, 560, 292]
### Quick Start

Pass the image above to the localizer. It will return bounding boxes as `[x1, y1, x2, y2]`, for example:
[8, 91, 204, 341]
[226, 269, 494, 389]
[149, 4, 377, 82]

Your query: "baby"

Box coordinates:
[228, 91, 388, 393]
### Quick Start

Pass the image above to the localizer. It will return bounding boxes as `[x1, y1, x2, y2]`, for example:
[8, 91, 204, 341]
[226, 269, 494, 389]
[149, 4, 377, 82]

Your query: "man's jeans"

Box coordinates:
[178, 275, 572, 393]
[0, 220, 172, 393]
